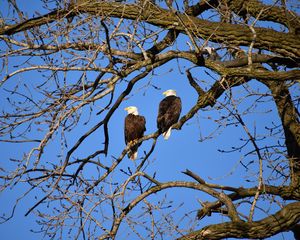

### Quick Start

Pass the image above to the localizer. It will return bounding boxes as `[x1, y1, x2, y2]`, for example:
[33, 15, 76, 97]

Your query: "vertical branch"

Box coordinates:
[247, 24, 256, 67]
[218, 98, 264, 222]
[264, 81, 300, 188]
[247, 9, 264, 67]
[247, 4, 277, 67]
[101, 20, 114, 64]
[249, 153, 263, 222]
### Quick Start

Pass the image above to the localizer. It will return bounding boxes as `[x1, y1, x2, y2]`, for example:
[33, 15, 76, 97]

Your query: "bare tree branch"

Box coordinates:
[179, 202, 300, 240]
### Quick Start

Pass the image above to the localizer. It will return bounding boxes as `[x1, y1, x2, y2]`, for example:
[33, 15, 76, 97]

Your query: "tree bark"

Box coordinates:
[178, 202, 300, 240]
[1, 1, 299, 57]
[264, 81, 300, 188]
[222, 0, 300, 33]
[76, 2, 300, 58]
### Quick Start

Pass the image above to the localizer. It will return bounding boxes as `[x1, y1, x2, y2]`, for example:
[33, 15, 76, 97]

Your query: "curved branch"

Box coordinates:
[178, 201, 300, 240]
[176, 51, 300, 81]
[1, 2, 299, 57]
[0, 9, 68, 35]
[76, 2, 300, 57]
[197, 185, 300, 220]
[224, 0, 300, 34]
[104, 181, 238, 239]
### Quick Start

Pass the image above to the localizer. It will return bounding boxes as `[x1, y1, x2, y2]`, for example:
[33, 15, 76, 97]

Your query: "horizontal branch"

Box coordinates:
[1, 2, 299, 58]
[225, 0, 300, 34]
[0, 65, 117, 86]
[219, 54, 300, 68]
[179, 201, 300, 240]
[197, 185, 300, 220]
[0, 9, 68, 35]
[176, 51, 300, 81]
[76, 2, 300, 58]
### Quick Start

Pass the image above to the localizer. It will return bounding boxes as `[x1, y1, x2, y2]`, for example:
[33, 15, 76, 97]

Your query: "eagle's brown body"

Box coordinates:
[157, 95, 181, 139]
[124, 113, 146, 160]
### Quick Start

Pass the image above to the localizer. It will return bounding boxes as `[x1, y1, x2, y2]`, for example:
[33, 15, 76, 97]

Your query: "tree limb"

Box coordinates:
[179, 201, 300, 240]
[1, 2, 299, 57]
[223, 0, 300, 34]
[264, 81, 300, 188]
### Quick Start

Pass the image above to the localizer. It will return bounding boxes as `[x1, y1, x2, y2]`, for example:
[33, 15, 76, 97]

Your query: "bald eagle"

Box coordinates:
[157, 89, 182, 140]
[124, 106, 146, 160]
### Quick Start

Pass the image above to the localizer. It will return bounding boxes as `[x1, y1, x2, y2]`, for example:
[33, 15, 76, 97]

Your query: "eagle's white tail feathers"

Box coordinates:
[163, 127, 172, 140]
[130, 151, 138, 160]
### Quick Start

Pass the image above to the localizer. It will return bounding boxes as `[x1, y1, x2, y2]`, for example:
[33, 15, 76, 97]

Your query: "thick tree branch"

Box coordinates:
[185, 0, 218, 16]
[1, 2, 299, 57]
[264, 81, 300, 188]
[179, 201, 300, 240]
[176, 51, 300, 81]
[219, 54, 300, 68]
[197, 185, 300, 220]
[222, 0, 300, 34]
[77, 1, 300, 58]
[146, 0, 215, 56]
[0, 9, 68, 35]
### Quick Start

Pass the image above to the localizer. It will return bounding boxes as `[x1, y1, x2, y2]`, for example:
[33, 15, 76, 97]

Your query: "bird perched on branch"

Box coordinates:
[124, 106, 146, 160]
[157, 89, 182, 140]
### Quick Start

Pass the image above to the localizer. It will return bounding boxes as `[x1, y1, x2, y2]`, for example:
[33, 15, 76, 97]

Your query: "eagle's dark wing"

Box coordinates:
[124, 114, 146, 159]
[134, 115, 146, 142]
[125, 114, 146, 144]
[157, 96, 181, 133]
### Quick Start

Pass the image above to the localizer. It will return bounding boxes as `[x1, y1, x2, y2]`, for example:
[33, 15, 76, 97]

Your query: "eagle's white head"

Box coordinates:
[124, 106, 139, 115]
[163, 89, 177, 97]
